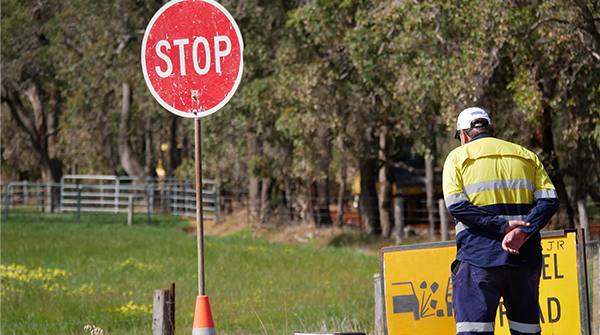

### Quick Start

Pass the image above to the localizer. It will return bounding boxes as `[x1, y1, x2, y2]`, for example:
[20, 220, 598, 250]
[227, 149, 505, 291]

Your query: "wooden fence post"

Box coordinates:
[374, 273, 383, 335]
[76, 186, 83, 224]
[578, 200, 590, 242]
[394, 197, 405, 244]
[127, 195, 134, 226]
[153, 288, 173, 335]
[46, 183, 52, 213]
[147, 186, 153, 226]
[170, 283, 175, 335]
[4, 186, 10, 221]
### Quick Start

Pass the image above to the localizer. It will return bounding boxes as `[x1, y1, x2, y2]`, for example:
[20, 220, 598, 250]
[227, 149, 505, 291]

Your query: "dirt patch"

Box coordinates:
[186, 205, 251, 236]
[184, 206, 395, 254]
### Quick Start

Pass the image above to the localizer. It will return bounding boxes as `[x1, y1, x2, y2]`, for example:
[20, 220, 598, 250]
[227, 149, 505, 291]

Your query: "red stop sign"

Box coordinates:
[141, 0, 243, 118]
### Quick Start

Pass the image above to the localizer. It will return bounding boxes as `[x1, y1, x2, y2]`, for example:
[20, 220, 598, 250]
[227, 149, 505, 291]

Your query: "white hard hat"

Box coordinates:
[456, 107, 492, 130]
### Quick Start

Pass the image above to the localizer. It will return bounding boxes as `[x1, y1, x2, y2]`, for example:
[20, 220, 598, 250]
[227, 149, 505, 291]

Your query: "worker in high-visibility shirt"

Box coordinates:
[442, 107, 559, 335]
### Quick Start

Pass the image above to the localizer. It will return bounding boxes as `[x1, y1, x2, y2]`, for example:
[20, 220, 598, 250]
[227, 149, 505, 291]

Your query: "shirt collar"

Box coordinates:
[467, 132, 495, 143]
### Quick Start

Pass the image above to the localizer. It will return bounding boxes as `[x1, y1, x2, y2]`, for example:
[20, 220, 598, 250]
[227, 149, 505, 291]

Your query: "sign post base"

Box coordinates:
[192, 295, 215, 335]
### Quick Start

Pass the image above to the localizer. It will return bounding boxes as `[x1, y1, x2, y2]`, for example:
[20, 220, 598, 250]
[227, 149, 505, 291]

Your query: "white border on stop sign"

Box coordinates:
[141, 0, 244, 118]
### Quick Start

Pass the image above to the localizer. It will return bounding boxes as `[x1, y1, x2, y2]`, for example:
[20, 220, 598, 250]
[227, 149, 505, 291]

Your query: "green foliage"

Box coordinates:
[3, 0, 600, 219]
[507, 67, 544, 124]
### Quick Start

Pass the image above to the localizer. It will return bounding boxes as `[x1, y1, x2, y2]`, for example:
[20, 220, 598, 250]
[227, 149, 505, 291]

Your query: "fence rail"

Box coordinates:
[2, 177, 598, 240]
[1, 175, 219, 221]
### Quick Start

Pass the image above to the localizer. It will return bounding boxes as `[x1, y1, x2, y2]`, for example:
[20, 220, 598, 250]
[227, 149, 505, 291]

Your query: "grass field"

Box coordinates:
[1, 212, 380, 335]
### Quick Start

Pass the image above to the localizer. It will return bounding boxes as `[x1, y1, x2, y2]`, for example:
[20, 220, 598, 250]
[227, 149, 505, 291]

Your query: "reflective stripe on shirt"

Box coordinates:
[534, 189, 558, 201]
[462, 179, 534, 196]
[455, 222, 469, 235]
[445, 193, 469, 208]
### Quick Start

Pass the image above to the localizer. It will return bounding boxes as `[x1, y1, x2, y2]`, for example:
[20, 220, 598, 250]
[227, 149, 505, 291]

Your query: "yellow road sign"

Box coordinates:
[380, 230, 588, 335]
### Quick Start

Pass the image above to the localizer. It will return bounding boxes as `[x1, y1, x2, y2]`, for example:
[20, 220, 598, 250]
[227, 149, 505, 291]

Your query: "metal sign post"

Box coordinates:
[195, 118, 205, 296]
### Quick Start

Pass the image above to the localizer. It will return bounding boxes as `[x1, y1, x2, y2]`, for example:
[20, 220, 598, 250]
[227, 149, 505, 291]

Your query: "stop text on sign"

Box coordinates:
[141, 0, 243, 118]
[154, 36, 231, 77]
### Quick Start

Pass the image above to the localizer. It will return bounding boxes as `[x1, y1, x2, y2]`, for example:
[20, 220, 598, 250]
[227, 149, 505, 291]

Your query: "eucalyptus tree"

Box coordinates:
[347, 0, 496, 238]
[195, 0, 299, 224]
[2, 0, 65, 183]
[344, 2, 409, 237]
[279, 0, 385, 228]
[51, 0, 167, 177]
[2, 0, 169, 181]
[482, 0, 600, 228]
[395, 0, 600, 230]
[344, 0, 587, 237]
[389, 0, 600, 230]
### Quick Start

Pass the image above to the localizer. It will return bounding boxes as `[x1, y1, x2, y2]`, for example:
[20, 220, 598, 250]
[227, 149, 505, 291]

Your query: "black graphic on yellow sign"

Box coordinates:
[392, 279, 453, 320]
[381, 232, 582, 335]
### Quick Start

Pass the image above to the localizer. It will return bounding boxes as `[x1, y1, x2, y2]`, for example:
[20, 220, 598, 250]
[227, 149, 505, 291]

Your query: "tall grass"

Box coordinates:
[1, 213, 379, 335]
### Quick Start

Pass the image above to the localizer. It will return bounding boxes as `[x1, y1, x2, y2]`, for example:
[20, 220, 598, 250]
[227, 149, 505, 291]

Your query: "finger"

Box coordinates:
[502, 237, 521, 254]
[506, 221, 529, 234]
[509, 220, 530, 227]
[503, 243, 519, 255]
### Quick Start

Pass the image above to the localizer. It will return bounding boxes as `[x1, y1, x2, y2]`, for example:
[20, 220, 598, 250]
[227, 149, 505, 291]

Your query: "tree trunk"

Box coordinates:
[530, 85, 575, 228]
[258, 134, 279, 223]
[315, 178, 332, 226]
[588, 141, 600, 215]
[425, 151, 437, 240]
[105, 131, 119, 175]
[587, 184, 600, 218]
[47, 84, 61, 146]
[118, 83, 144, 178]
[182, 132, 191, 161]
[335, 162, 347, 226]
[314, 125, 333, 226]
[573, 0, 600, 55]
[308, 181, 317, 226]
[164, 114, 178, 177]
[378, 128, 393, 238]
[360, 156, 381, 235]
[2, 82, 62, 183]
[144, 115, 155, 177]
[246, 131, 262, 223]
[394, 197, 405, 244]
[283, 180, 295, 222]
[259, 179, 273, 223]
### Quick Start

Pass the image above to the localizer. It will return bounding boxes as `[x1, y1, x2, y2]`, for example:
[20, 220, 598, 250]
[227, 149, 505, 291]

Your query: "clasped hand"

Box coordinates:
[502, 220, 530, 255]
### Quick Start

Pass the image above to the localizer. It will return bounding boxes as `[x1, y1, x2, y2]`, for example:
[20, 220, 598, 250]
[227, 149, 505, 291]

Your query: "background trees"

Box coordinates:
[2, 0, 599, 234]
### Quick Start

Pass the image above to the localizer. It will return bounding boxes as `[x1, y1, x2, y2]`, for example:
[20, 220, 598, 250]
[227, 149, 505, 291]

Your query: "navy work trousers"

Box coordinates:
[452, 262, 542, 335]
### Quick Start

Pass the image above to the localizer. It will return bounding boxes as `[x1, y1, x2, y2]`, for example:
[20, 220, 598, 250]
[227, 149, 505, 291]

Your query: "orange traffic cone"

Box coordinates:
[192, 295, 215, 335]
